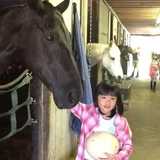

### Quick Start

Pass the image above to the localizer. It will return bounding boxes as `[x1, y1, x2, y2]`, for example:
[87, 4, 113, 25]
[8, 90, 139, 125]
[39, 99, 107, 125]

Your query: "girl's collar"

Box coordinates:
[97, 108, 114, 119]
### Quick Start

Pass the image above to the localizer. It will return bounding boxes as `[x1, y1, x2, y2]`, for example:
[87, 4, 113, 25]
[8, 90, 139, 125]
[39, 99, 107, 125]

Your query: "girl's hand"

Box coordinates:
[97, 153, 116, 160]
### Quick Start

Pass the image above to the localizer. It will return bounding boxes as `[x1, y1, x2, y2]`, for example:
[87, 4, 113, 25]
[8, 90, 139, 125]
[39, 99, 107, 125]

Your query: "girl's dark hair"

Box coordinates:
[94, 81, 124, 117]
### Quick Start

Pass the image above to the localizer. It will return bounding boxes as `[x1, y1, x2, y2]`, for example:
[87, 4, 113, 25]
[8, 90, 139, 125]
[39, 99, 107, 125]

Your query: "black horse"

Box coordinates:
[0, 0, 82, 109]
[0, 0, 83, 160]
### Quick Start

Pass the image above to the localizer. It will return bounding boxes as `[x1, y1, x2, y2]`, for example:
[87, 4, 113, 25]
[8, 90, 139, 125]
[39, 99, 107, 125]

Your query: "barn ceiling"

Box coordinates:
[106, 0, 160, 35]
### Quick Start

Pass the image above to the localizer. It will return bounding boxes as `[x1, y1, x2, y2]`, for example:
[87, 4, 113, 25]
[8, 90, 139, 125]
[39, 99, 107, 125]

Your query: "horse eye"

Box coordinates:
[47, 34, 53, 41]
[47, 31, 54, 41]
[111, 57, 115, 60]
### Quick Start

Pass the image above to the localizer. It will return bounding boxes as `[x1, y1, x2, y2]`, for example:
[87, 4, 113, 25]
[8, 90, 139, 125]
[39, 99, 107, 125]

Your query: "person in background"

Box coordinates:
[71, 82, 133, 160]
[149, 59, 159, 91]
[131, 47, 140, 78]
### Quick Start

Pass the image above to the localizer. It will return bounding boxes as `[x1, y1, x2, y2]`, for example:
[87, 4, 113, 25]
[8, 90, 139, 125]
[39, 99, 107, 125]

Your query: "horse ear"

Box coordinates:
[27, 0, 45, 13]
[56, 0, 70, 13]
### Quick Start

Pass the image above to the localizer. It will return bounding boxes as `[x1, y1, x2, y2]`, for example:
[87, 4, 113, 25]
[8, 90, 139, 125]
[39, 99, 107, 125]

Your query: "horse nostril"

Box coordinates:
[68, 90, 78, 104]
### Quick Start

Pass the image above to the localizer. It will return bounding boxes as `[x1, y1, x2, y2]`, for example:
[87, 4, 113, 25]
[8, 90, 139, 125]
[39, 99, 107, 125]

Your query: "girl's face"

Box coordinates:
[97, 95, 117, 117]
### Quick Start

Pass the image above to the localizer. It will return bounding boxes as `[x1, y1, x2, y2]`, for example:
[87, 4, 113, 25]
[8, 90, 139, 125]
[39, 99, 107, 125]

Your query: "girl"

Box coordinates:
[71, 82, 133, 160]
[149, 59, 159, 91]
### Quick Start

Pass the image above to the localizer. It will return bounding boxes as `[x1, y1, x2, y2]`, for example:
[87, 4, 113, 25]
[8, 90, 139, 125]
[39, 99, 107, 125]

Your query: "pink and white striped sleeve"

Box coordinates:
[115, 117, 133, 160]
[71, 102, 85, 120]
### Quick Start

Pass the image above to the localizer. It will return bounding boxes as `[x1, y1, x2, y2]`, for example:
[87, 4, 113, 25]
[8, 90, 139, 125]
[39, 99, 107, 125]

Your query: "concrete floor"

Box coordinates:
[125, 80, 160, 160]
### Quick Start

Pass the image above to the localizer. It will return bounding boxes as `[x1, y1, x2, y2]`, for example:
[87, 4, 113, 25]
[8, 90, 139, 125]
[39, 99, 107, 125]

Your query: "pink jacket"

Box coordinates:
[71, 103, 133, 160]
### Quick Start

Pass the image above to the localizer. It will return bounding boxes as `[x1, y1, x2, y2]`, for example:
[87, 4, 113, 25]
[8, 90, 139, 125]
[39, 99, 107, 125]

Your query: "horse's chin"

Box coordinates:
[50, 84, 82, 109]
[54, 90, 81, 109]
[54, 100, 78, 109]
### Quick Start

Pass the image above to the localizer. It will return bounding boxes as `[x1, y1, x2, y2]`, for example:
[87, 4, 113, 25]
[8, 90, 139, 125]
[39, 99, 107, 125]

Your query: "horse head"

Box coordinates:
[102, 42, 123, 79]
[0, 0, 82, 108]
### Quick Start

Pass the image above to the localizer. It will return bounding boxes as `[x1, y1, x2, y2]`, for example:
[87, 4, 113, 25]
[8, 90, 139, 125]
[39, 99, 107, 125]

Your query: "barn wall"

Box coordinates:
[97, 0, 110, 83]
[98, 0, 110, 44]
[47, 95, 77, 160]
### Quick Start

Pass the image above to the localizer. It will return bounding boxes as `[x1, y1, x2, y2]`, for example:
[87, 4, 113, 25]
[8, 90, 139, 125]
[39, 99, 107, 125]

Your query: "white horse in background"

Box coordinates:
[86, 42, 123, 83]
[102, 41, 123, 79]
